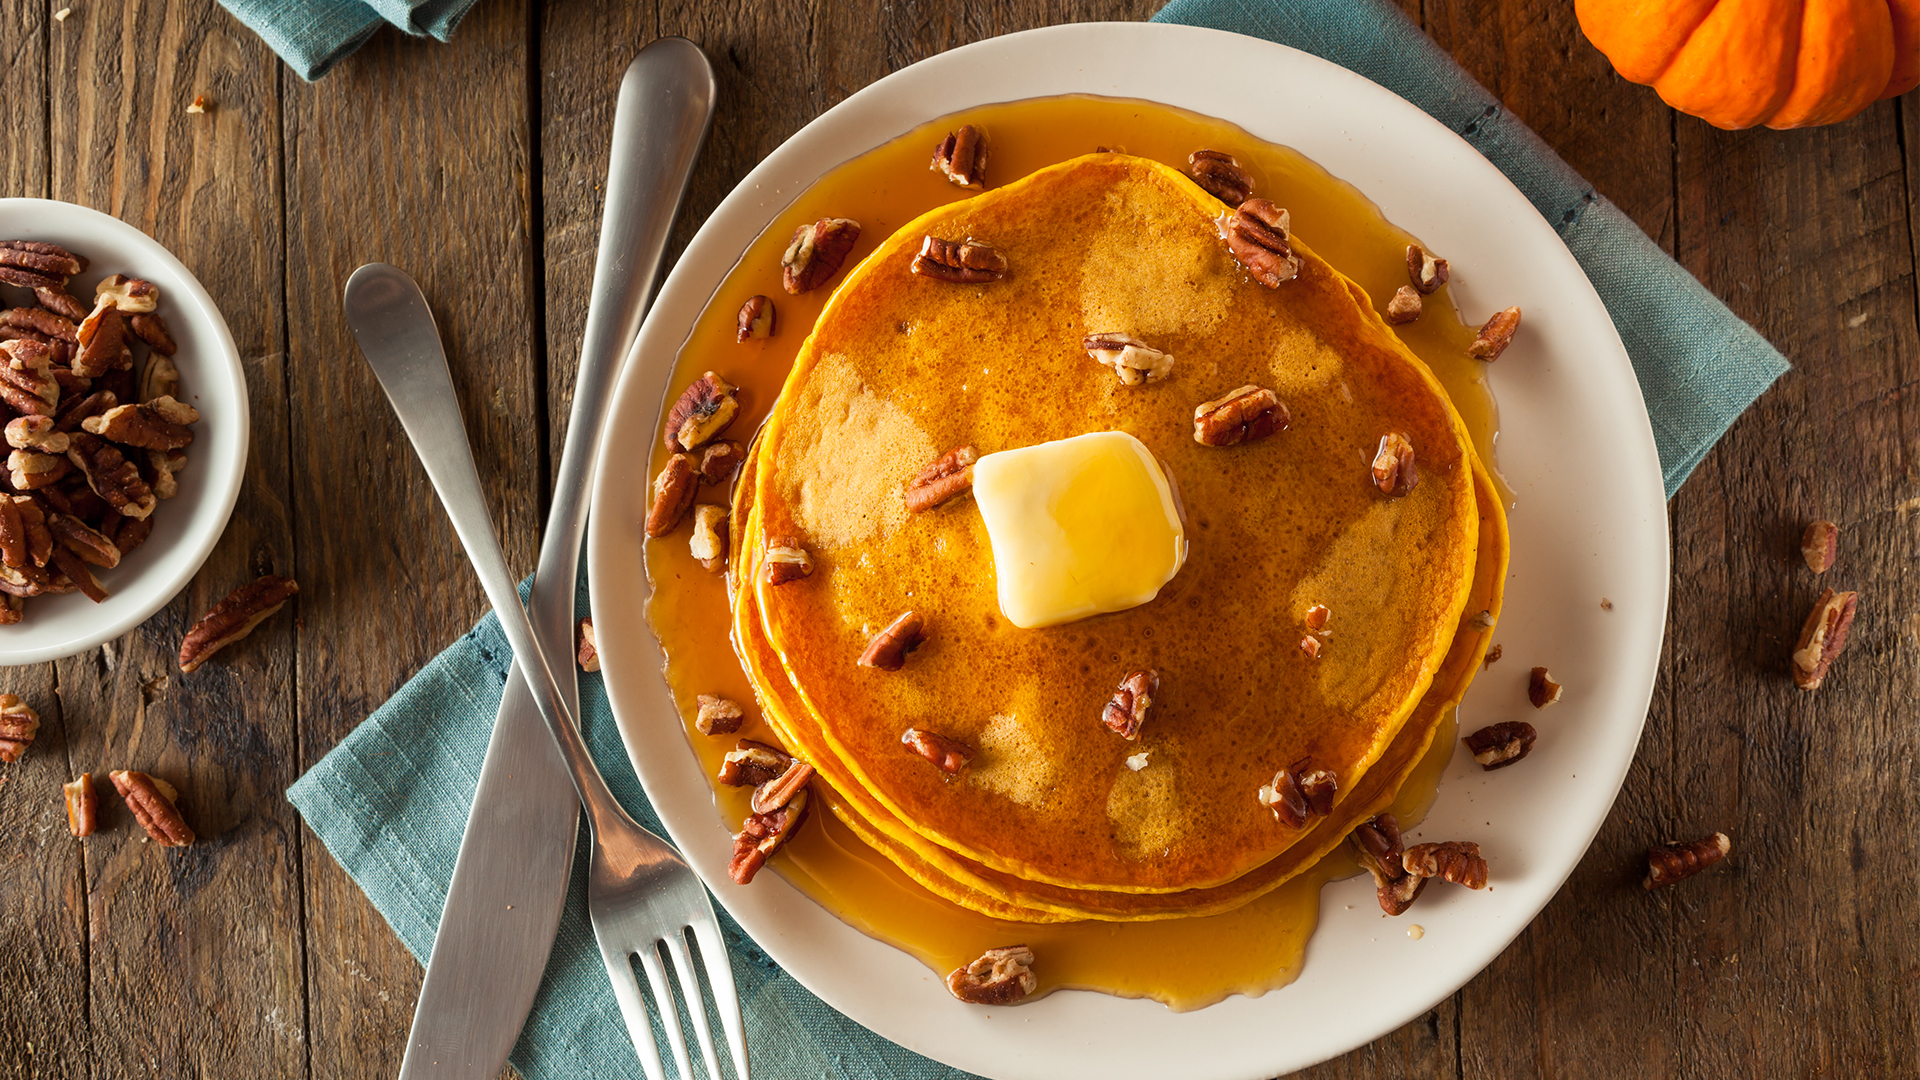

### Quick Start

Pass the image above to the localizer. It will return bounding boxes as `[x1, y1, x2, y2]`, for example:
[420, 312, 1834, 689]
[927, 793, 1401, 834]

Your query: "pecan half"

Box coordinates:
[645, 453, 697, 537]
[95, 274, 159, 314]
[859, 611, 926, 671]
[663, 372, 740, 453]
[65, 773, 97, 837]
[47, 548, 103, 601]
[735, 295, 774, 342]
[781, 218, 861, 295]
[72, 302, 127, 379]
[1371, 432, 1418, 497]
[1791, 588, 1858, 690]
[1298, 766, 1337, 817]
[110, 769, 195, 847]
[8, 449, 68, 490]
[66, 432, 155, 519]
[0, 338, 59, 412]
[901, 727, 971, 775]
[749, 758, 814, 814]
[910, 236, 1007, 283]
[178, 575, 299, 673]
[945, 945, 1037, 1006]
[577, 617, 599, 673]
[33, 286, 88, 322]
[931, 124, 988, 189]
[0, 559, 51, 598]
[689, 503, 729, 572]
[1193, 385, 1287, 446]
[50, 512, 119, 569]
[0, 694, 39, 762]
[1379, 873, 1427, 916]
[1463, 720, 1537, 770]
[718, 740, 792, 787]
[0, 240, 82, 288]
[1083, 332, 1175, 385]
[727, 788, 808, 885]
[49, 367, 89, 400]
[763, 540, 814, 586]
[1, 306, 77, 343]
[1351, 813, 1405, 885]
[1188, 149, 1252, 205]
[1801, 519, 1838, 573]
[1224, 199, 1300, 287]
[103, 510, 151, 556]
[146, 449, 186, 500]
[6, 415, 68, 453]
[697, 440, 744, 486]
[0, 495, 46, 568]
[1406, 244, 1449, 295]
[1644, 832, 1732, 890]
[129, 313, 176, 356]
[1403, 840, 1488, 889]
[81, 396, 197, 451]
[1468, 307, 1522, 361]
[55, 389, 117, 433]
[141, 354, 180, 402]
[905, 446, 977, 512]
[1101, 669, 1159, 741]
[1528, 667, 1562, 708]
[0, 594, 21, 623]
[1386, 285, 1422, 325]
[695, 694, 744, 736]
[1259, 763, 1334, 828]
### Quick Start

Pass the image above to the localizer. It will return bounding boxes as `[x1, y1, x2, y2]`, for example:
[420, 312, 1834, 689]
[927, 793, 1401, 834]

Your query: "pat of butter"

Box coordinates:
[972, 431, 1186, 629]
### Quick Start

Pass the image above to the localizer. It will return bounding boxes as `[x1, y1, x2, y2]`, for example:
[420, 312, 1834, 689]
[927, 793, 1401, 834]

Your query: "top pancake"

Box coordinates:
[747, 154, 1481, 893]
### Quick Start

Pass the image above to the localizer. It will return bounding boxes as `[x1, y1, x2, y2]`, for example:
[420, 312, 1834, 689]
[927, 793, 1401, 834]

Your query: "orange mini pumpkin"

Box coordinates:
[1576, 0, 1920, 128]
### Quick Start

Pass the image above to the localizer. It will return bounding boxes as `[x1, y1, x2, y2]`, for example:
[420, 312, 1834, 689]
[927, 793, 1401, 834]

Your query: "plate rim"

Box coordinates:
[589, 21, 1670, 1079]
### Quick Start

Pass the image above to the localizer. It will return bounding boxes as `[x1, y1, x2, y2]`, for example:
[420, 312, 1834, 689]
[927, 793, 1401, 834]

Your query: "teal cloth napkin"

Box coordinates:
[219, 0, 476, 80]
[290, 3, 1791, 1078]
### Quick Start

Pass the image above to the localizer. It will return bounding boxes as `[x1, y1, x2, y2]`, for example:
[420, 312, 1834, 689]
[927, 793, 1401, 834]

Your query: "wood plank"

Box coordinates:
[282, 5, 542, 1078]
[39, 2, 301, 1079]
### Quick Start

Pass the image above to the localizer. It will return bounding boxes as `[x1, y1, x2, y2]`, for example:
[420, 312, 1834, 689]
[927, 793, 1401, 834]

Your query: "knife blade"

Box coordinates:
[396, 38, 716, 1080]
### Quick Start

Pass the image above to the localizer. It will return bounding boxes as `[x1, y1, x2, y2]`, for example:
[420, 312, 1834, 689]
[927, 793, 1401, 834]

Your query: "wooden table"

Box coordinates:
[0, 1, 1910, 1076]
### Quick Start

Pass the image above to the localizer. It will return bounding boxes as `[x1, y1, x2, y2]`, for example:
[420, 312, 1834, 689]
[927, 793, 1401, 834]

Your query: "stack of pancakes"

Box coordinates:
[729, 154, 1507, 922]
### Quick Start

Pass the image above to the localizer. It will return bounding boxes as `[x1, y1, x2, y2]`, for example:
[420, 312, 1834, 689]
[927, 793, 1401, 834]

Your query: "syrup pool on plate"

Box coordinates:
[642, 95, 1496, 1010]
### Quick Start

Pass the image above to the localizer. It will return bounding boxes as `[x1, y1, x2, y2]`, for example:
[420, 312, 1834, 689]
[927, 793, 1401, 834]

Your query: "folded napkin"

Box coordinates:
[291, 4, 1789, 1078]
[219, 0, 477, 80]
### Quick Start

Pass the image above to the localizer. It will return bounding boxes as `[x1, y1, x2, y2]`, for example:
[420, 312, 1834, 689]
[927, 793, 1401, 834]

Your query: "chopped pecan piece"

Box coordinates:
[1468, 307, 1522, 361]
[146, 449, 187, 500]
[946, 945, 1037, 1005]
[1101, 669, 1159, 741]
[1463, 720, 1537, 770]
[109, 769, 195, 846]
[177, 575, 298, 673]
[1, 306, 77, 343]
[694, 694, 744, 736]
[1406, 244, 1449, 294]
[1188, 149, 1252, 205]
[901, 727, 971, 775]
[1644, 832, 1732, 889]
[749, 758, 814, 814]
[689, 503, 729, 572]
[1483, 643, 1503, 667]
[1801, 519, 1838, 573]
[1193, 384, 1287, 446]
[576, 617, 599, 673]
[141, 354, 180, 402]
[49, 512, 119, 569]
[0, 240, 82, 288]
[33, 286, 88, 323]
[73, 302, 128, 379]
[910, 236, 1007, 283]
[763, 540, 814, 586]
[81, 396, 197, 451]
[859, 611, 926, 671]
[727, 787, 808, 884]
[1402, 840, 1488, 889]
[905, 446, 977, 513]
[735, 295, 774, 342]
[8, 449, 68, 490]
[698, 440, 744, 486]
[1224, 199, 1300, 287]
[1305, 604, 1330, 632]
[6, 415, 68, 454]
[1791, 588, 1858, 690]
[931, 124, 988, 189]
[65, 773, 97, 837]
[94, 274, 158, 314]
[66, 432, 155, 519]
[781, 218, 861, 295]
[1528, 667, 1562, 707]
[663, 372, 740, 453]
[1371, 432, 1418, 497]
[1386, 285, 1422, 324]
[718, 740, 790, 787]
[645, 453, 698, 538]
[129, 313, 176, 356]
[1467, 608, 1496, 632]
[0, 694, 39, 762]
[1297, 634, 1321, 659]
[1083, 332, 1175, 385]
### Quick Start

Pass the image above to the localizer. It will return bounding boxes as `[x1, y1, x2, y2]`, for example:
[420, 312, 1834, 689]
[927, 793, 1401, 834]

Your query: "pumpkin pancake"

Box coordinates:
[732, 444, 1507, 921]
[742, 153, 1486, 895]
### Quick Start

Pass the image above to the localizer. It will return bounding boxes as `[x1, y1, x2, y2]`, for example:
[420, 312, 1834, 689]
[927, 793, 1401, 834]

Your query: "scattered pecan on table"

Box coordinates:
[177, 575, 299, 674]
[1644, 832, 1732, 889]
[110, 769, 195, 847]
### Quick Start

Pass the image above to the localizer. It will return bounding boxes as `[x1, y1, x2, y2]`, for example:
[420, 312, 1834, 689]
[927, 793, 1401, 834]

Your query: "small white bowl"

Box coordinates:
[0, 199, 248, 665]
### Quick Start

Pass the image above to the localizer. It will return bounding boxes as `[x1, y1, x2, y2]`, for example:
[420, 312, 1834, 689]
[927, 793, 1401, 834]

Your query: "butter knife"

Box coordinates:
[395, 38, 715, 1080]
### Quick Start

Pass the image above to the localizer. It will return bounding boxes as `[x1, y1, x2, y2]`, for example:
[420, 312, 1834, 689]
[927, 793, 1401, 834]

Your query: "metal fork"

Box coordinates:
[344, 260, 749, 1080]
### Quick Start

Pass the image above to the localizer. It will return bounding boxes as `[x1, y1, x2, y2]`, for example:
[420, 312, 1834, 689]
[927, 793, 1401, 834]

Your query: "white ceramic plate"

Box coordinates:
[589, 23, 1668, 1079]
[0, 199, 248, 665]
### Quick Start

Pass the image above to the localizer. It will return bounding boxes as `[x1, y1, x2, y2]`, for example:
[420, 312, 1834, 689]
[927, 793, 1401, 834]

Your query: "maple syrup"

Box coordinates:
[643, 96, 1497, 1010]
